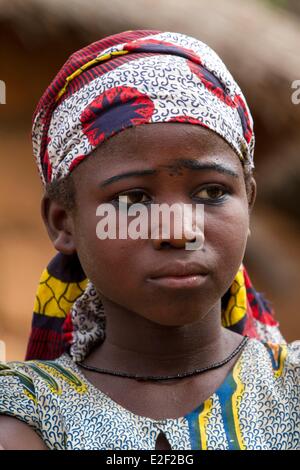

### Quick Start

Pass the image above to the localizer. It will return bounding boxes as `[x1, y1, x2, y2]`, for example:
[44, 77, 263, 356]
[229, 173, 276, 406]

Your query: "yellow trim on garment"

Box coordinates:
[232, 361, 246, 449]
[274, 344, 287, 378]
[266, 342, 288, 378]
[34, 361, 88, 394]
[198, 398, 213, 450]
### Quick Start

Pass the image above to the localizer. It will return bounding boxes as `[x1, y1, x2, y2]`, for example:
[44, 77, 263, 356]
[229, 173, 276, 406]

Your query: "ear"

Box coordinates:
[41, 195, 76, 255]
[247, 177, 257, 215]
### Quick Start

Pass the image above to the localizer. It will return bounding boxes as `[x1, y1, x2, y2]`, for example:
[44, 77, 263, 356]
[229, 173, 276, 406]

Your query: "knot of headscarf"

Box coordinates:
[27, 30, 282, 362]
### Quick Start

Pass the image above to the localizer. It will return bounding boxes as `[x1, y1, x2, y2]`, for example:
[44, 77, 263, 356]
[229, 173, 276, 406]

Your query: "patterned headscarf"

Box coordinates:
[26, 30, 283, 362]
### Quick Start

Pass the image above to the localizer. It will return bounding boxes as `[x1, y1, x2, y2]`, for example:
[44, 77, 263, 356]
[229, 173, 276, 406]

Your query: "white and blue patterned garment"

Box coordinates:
[0, 338, 299, 450]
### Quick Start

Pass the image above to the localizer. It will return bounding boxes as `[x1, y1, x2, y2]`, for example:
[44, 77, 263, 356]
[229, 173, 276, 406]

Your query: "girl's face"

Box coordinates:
[68, 123, 256, 326]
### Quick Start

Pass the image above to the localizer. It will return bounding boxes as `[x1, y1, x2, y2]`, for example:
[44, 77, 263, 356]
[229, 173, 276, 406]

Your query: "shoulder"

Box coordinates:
[0, 359, 39, 426]
[242, 338, 300, 383]
[0, 354, 83, 449]
[0, 353, 85, 401]
[261, 339, 300, 376]
[0, 359, 50, 449]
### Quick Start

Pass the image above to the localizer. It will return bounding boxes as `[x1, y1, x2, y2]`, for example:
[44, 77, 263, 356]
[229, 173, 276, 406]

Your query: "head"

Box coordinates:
[42, 122, 256, 327]
[31, 30, 257, 359]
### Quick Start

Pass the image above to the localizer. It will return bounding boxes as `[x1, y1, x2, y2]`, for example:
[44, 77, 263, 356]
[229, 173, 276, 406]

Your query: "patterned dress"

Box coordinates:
[0, 338, 299, 450]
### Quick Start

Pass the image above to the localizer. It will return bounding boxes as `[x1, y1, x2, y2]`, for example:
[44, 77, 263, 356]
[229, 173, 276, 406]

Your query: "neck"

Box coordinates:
[84, 298, 240, 376]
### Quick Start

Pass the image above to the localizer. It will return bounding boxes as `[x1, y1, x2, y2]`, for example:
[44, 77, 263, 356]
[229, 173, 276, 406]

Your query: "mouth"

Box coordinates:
[147, 273, 208, 289]
[147, 262, 209, 289]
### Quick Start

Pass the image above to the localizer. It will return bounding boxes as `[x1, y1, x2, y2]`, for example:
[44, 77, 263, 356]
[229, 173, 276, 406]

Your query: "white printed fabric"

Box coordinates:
[1, 338, 299, 449]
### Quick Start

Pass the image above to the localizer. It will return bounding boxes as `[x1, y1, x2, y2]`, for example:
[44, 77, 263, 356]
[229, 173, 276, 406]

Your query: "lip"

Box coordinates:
[149, 261, 209, 278]
[147, 262, 209, 289]
[147, 273, 208, 289]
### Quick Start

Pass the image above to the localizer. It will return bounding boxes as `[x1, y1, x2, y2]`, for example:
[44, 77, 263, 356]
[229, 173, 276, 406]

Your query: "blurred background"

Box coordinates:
[0, 0, 299, 360]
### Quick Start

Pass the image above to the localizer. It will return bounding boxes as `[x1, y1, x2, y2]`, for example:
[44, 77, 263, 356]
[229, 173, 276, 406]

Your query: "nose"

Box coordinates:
[151, 203, 204, 250]
[153, 233, 197, 249]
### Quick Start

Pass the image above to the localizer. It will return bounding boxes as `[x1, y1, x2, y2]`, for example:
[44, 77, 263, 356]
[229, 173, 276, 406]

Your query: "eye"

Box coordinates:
[114, 190, 151, 207]
[194, 185, 229, 202]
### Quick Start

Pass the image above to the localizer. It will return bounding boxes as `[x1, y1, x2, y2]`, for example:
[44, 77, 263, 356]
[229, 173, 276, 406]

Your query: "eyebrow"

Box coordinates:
[99, 159, 239, 188]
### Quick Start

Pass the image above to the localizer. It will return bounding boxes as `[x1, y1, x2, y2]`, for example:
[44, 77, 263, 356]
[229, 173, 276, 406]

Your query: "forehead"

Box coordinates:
[74, 122, 244, 180]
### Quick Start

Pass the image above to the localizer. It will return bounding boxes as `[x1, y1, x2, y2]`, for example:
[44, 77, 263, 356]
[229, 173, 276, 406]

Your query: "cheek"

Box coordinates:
[75, 219, 139, 297]
[73, 204, 141, 288]
[204, 201, 249, 276]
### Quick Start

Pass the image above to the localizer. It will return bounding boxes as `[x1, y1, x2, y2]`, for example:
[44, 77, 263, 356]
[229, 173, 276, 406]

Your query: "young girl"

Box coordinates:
[0, 29, 299, 450]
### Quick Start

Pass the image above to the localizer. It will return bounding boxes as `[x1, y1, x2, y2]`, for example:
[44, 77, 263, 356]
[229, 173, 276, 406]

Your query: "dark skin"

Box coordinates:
[0, 123, 256, 449]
